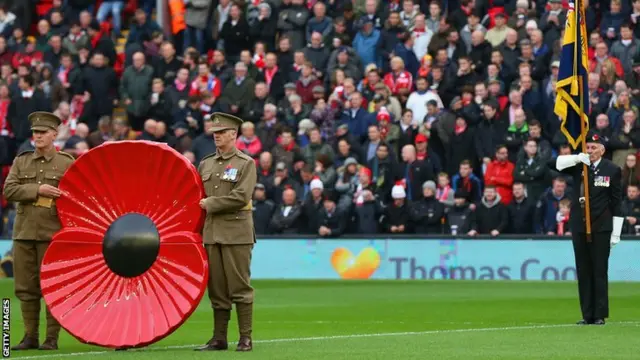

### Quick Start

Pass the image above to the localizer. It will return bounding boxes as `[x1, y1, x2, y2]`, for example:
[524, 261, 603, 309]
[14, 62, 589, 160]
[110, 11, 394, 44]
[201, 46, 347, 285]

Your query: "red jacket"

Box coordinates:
[383, 71, 413, 95]
[484, 160, 515, 205]
[235, 136, 263, 158]
[296, 77, 322, 104]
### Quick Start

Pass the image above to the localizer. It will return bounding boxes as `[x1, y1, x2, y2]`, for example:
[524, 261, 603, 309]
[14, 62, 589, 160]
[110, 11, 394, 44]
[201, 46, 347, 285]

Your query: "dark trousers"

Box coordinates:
[571, 231, 611, 321]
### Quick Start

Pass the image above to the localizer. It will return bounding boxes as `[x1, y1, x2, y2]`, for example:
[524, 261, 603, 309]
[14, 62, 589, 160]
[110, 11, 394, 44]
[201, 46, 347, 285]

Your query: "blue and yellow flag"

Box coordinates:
[554, 0, 590, 150]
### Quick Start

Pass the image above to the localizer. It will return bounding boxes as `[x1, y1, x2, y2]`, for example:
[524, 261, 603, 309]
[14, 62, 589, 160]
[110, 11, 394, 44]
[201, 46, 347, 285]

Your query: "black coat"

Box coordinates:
[562, 158, 623, 234]
[410, 196, 445, 234]
[219, 18, 251, 58]
[473, 199, 509, 234]
[444, 204, 475, 234]
[269, 203, 304, 234]
[382, 202, 411, 233]
[253, 199, 276, 235]
[507, 198, 536, 234]
[80, 65, 118, 131]
[8, 91, 51, 142]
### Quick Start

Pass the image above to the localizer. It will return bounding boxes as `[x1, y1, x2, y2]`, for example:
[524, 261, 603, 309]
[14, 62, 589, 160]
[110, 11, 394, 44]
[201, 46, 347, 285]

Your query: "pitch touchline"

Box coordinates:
[11, 323, 640, 359]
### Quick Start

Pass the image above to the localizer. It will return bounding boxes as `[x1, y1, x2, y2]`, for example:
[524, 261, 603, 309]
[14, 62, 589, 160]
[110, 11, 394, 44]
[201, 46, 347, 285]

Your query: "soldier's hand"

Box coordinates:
[199, 199, 207, 209]
[576, 153, 590, 166]
[38, 184, 62, 198]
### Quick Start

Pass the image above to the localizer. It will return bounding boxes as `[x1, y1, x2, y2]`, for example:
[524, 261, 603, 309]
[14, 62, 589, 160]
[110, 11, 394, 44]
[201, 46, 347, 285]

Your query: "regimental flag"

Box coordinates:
[554, 0, 590, 150]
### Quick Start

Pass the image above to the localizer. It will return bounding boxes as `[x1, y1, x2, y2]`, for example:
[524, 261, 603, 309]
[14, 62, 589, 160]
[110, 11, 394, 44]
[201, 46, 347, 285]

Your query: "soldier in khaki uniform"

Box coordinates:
[4, 112, 75, 350]
[196, 112, 257, 352]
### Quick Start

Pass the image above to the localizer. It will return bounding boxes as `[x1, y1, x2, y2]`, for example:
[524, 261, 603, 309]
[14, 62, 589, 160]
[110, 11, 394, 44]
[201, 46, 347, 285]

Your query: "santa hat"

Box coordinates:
[310, 178, 324, 190]
[377, 107, 390, 122]
[391, 185, 406, 199]
[359, 167, 372, 179]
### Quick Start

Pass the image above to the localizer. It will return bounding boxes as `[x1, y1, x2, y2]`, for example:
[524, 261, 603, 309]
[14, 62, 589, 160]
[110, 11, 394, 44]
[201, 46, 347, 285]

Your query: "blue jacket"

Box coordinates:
[339, 109, 375, 141]
[393, 43, 419, 77]
[353, 29, 381, 69]
[535, 189, 569, 234]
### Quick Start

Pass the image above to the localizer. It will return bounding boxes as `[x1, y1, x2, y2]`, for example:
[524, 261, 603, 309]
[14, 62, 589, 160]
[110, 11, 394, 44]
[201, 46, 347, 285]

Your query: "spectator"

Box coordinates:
[120, 51, 153, 131]
[277, 0, 310, 51]
[184, 0, 212, 54]
[382, 184, 410, 233]
[452, 160, 482, 204]
[269, 187, 303, 234]
[219, 62, 255, 118]
[80, 52, 118, 131]
[485, 144, 515, 205]
[622, 153, 640, 191]
[317, 189, 347, 237]
[621, 183, 640, 234]
[535, 177, 569, 235]
[8, 74, 50, 145]
[400, 144, 435, 201]
[236, 121, 262, 159]
[253, 183, 275, 235]
[514, 138, 548, 202]
[470, 185, 508, 236]
[302, 178, 325, 233]
[444, 189, 475, 235]
[507, 182, 536, 234]
[410, 180, 444, 234]
[96, 1, 125, 38]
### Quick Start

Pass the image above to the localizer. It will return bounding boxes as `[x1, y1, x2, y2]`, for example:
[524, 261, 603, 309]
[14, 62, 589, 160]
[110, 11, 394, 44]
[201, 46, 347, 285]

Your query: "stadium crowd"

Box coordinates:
[0, 0, 639, 238]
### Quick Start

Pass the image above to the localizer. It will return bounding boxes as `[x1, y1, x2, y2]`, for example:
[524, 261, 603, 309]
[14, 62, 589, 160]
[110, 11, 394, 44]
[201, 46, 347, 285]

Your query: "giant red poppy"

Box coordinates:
[40, 141, 208, 349]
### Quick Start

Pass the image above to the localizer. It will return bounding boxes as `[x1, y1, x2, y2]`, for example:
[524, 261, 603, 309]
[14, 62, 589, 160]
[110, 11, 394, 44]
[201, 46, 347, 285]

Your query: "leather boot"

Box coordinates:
[41, 308, 60, 350]
[11, 335, 39, 351]
[194, 309, 230, 351]
[20, 300, 40, 341]
[236, 336, 252, 352]
[39, 338, 58, 350]
[236, 303, 253, 351]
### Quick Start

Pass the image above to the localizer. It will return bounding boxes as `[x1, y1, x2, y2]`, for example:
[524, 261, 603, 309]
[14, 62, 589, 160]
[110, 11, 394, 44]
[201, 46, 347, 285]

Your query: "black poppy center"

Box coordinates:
[102, 213, 160, 278]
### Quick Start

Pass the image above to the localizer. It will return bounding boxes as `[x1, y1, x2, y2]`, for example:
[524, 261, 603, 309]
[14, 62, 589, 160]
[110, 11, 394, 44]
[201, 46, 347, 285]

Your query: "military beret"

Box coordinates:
[210, 112, 243, 132]
[586, 130, 604, 145]
[29, 111, 61, 131]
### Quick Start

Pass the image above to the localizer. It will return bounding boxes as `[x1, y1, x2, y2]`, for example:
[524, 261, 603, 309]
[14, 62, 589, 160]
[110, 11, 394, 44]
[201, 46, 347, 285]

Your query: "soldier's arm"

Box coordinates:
[3, 160, 39, 202]
[204, 158, 257, 214]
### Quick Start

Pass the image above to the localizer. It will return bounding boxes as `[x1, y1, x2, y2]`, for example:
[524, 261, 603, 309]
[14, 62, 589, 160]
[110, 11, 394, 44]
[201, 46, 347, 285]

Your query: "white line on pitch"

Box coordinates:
[11, 322, 640, 359]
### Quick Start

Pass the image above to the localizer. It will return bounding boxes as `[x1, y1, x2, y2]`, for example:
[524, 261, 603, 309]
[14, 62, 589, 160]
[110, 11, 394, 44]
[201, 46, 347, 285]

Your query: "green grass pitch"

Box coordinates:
[2, 279, 640, 359]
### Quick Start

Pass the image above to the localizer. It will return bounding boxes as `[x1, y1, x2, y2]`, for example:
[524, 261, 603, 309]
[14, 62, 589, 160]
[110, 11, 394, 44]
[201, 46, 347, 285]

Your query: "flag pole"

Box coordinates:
[577, 0, 592, 240]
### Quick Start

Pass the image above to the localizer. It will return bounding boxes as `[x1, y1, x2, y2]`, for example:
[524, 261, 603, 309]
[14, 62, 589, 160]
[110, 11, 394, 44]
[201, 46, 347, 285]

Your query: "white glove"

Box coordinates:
[576, 153, 590, 166]
[611, 216, 624, 248]
[556, 153, 590, 171]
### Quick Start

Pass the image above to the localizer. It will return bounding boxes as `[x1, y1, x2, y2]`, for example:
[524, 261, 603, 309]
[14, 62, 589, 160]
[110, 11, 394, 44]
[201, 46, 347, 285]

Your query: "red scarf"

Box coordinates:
[437, 185, 451, 202]
[0, 99, 10, 135]
[265, 66, 278, 87]
[416, 150, 427, 161]
[455, 124, 466, 135]
[57, 66, 71, 84]
[91, 31, 103, 48]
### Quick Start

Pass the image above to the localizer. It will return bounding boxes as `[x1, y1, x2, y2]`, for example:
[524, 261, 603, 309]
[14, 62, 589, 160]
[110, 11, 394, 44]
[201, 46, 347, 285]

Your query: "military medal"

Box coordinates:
[223, 166, 238, 181]
[594, 176, 610, 187]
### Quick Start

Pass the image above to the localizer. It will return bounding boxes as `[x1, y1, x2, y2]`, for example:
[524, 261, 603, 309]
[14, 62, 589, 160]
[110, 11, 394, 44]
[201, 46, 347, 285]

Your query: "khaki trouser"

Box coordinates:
[13, 240, 61, 339]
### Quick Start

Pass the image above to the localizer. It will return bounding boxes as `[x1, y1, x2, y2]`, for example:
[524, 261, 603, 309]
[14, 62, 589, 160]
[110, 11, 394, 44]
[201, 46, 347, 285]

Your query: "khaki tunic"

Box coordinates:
[4, 149, 74, 241]
[199, 148, 257, 244]
[198, 147, 257, 309]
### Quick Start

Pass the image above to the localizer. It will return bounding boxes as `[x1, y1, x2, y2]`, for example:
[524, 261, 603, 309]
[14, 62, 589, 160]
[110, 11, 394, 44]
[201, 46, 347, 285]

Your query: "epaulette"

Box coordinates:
[16, 150, 34, 157]
[199, 153, 217, 164]
[57, 151, 75, 161]
[235, 150, 253, 162]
